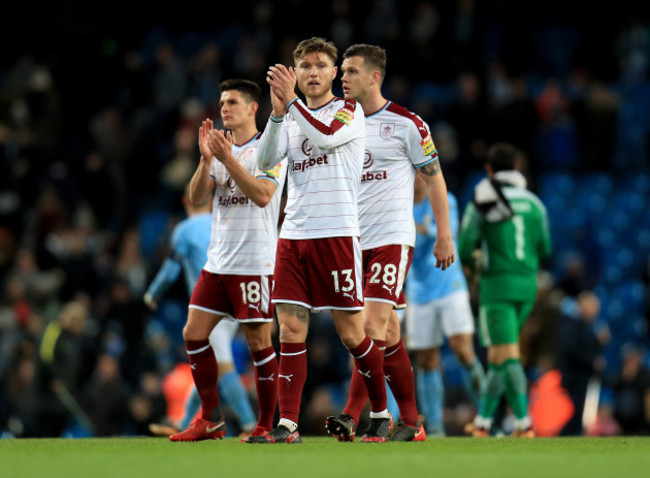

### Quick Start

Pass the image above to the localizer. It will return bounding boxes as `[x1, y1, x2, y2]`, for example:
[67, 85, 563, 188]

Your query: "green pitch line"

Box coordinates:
[2, 436, 649, 478]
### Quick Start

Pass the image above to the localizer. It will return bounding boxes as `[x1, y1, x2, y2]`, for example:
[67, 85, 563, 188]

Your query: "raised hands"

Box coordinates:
[266, 63, 297, 116]
[198, 119, 214, 161]
[206, 129, 235, 165]
[198, 119, 235, 165]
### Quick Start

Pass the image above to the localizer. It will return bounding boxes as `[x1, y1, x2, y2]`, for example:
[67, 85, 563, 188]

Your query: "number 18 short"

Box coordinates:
[189, 270, 274, 323]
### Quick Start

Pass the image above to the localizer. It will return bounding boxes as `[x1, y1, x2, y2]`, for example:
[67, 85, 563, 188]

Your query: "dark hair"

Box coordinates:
[486, 142, 525, 172]
[219, 78, 262, 104]
[343, 43, 387, 80]
[293, 37, 338, 65]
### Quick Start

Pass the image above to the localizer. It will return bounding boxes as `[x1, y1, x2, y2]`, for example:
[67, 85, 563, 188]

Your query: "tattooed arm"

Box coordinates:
[417, 159, 455, 270]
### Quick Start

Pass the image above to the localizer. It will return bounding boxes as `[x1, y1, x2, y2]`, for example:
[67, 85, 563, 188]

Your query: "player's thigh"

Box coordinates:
[515, 300, 535, 331]
[440, 291, 475, 337]
[478, 301, 519, 347]
[363, 244, 413, 309]
[307, 237, 364, 311]
[272, 238, 312, 309]
[189, 270, 235, 319]
[406, 300, 443, 351]
[224, 274, 274, 323]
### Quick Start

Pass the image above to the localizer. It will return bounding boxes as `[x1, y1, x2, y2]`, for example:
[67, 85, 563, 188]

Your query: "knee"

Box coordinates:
[417, 349, 439, 370]
[278, 321, 307, 343]
[182, 322, 202, 342]
[339, 330, 364, 350]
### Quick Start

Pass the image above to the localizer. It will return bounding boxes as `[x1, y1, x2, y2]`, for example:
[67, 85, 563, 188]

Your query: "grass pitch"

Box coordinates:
[2, 436, 648, 478]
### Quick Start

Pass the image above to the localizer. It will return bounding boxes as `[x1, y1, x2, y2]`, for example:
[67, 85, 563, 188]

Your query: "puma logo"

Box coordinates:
[190, 363, 196, 370]
[342, 291, 355, 300]
[357, 369, 371, 378]
[279, 374, 294, 383]
[385, 374, 391, 382]
[259, 373, 275, 381]
[205, 421, 225, 433]
[382, 284, 395, 295]
[248, 302, 261, 312]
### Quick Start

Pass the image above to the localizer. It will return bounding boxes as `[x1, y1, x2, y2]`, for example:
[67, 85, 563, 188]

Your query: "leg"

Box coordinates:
[209, 321, 256, 433]
[384, 309, 419, 427]
[415, 347, 445, 436]
[448, 333, 485, 409]
[170, 308, 228, 441]
[275, 304, 309, 435]
[331, 308, 392, 442]
[340, 300, 390, 424]
[242, 322, 278, 433]
[472, 302, 532, 436]
[415, 347, 445, 437]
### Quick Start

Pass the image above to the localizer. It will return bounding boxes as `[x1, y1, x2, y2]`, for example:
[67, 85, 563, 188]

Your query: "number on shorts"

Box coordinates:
[331, 269, 354, 292]
[239, 281, 261, 304]
[369, 262, 397, 285]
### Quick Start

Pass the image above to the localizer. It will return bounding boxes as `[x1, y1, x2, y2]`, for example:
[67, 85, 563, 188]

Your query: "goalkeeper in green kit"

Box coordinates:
[458, 143, 551, 437]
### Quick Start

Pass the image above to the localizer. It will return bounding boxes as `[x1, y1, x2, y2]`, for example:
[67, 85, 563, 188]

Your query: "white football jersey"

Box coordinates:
[256, 97, 365, 239]
[205, 132, 287, 275]
[358, 101, 440, 250]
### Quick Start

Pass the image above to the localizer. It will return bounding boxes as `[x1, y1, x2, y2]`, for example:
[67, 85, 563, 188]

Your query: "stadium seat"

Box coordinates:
[537, 171, 575, 199]
[575, 172, 613, 197]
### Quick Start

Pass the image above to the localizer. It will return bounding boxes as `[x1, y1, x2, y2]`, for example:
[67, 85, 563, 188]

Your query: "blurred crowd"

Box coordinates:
[1, 0, 650, 437]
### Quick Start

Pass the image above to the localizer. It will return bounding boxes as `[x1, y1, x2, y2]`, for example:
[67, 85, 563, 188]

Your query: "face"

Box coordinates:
[295, 52, 337, 100]
[219, 90, 255, 129]
[341, 55, 374, 102]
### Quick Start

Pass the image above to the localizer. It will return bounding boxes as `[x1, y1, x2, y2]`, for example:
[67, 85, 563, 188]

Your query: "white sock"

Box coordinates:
[278, 418, 298, 433]
[369, 409, 391, 419]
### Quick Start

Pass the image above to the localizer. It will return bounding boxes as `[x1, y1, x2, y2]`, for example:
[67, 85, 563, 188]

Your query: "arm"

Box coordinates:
[417, 160, 454, 270]
[257, 118, 288, 171]
[144, 257, 183, 310]
[538, 201, 552, 259]
[144, 225, 187, 309]
[190, 119, 217, 206]
[288, 98, 364, 150]
[458, 202, 482, 266]
[267, 63, 362, 150]
[207, 129, 278, 207]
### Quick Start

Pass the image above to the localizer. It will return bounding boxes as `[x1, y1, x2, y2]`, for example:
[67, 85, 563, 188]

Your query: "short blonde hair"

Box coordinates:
[293, 37, 337, 65]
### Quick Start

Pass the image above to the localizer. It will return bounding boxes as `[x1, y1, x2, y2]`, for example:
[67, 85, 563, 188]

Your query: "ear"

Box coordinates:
[250, 101, 259, 116]
[371, 70, 382, 86]
[332, 65, 338, 80]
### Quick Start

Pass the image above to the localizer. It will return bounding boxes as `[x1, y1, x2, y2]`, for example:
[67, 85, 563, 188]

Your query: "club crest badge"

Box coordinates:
[380, 123, 395, 138]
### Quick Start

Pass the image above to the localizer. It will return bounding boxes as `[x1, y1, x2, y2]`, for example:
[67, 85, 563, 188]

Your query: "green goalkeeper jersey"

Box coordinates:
[458, 173, 551, 303]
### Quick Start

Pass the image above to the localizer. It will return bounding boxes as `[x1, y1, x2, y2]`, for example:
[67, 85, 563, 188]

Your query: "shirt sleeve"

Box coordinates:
[257, 118, 289, 171]
[288, 98, 364, 150]
[256, 158, 288, 187]
[406, 115, 440, 168]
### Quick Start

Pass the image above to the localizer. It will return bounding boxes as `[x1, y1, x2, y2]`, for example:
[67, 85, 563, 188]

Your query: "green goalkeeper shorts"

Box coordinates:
[478, 300, 534, 347]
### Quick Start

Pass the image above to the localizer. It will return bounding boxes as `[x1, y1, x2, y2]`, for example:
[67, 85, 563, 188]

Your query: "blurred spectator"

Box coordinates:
[611, 344, 650, 435]
[81, 354, 130, 436]
[556, 252, 594, 297]
[556, 291, 610, 435]
[35, 300, 89, 437]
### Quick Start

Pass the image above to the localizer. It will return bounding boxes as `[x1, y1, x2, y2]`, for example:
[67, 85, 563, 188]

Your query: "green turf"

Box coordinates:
[2, 436, 649, 478]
